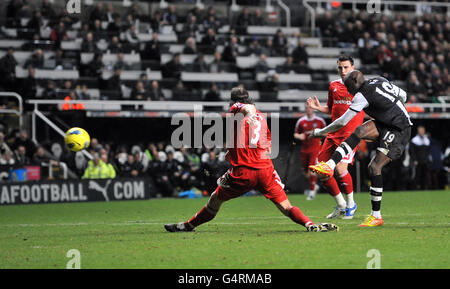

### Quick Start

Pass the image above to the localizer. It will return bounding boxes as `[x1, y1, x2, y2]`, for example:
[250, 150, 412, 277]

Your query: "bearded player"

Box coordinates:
[306, 55, 364, 219]
[165, 86, 338, 233]
[293, 105, 326, 200]
[309, 71, 412, 226]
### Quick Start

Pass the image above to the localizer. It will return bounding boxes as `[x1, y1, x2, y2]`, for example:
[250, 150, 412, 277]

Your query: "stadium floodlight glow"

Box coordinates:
[265, 0, 274, 13]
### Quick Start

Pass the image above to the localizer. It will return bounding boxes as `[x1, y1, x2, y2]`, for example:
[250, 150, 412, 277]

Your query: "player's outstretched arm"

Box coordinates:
[307, 96, 330, 114]
[312, 108, 358, 137]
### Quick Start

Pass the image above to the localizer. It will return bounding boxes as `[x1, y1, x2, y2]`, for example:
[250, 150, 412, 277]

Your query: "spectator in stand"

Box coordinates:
[105, 3, 118, 24]
[20, 66, 37, 101]
[235, 7, 252, 34]
[255, 53, 269, 73]
[273, 29, 288, 56]
[23, 49, 44, 69]
[131, 81, 149, 101]
[89, 2, 106, 23]
[15, 145, 30, 166]
[82, 152, 115, 179]
[203, 14, 221, 32]
[253, 8, 266, 26]
[184, 15, 199, 38]
[108, 36, 123, 53]
[291, 39, 309, 67]
[32, 145, 59, 167]
[50, 21, 68, 48]
[209, 51, 226, 73]
[41, 0, 56, 20]
[148, 80, 165, 101]
[193, 54, 209, 73]
[141, 33, 161, 62]
[107, 15, 123, 37]
[100, 149, 116, 179]
[204, 83, 221, 102]
[0, 132, 12, 156]
[150, 10, 163, 33]
[172, 80, 187, 101]
[163, 4, 178, 27]
[115, 53, 130, 70]
[0, 47, 17, 91]
[247, 37, 262, 56]
[407, 72, 428, 102]
[262, 38, 277, 57]
[200, 28, 217, 54]
[410, 126, 432, 190]
[106, 67, 123, 99]
[222, 36, 239, 64]
[183, 37, 198, 55]
[27, 10, 43, 34]
[162, 53, 183, 80]
[81, 32, 97, 53]
[0, 150, 15, 166]
[280, 56, 298, 74]
[125, 24, 139, 44]
[359, 41, 378, 65]
[148, 152, 176, 197]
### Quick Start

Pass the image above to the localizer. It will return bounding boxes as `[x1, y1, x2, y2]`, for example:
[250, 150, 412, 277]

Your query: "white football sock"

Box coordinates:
[371, 210, 381, 219]
[326, 159, 336, 171]
[346, 192, 355, 208]
[334, 193, 346, 209]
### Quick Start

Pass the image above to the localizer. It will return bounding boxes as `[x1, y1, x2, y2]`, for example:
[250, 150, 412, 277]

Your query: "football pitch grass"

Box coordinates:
[0, 190, 448, 269]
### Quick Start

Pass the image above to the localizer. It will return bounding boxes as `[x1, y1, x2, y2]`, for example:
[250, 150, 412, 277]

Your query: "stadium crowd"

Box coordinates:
[0, 0, 448, 105]
[0, 126, 231, 197]
[0, 1, 449, 193]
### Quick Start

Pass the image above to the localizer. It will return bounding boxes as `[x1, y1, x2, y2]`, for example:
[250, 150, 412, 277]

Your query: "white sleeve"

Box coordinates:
[314, 109, 359, 136]
[349, 92, 369, 112]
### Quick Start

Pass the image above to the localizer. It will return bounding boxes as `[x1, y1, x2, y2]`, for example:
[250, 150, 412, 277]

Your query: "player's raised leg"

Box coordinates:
[310, 120, 379, 175]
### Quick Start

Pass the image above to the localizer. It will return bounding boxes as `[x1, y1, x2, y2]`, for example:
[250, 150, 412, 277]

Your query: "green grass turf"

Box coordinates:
[0, 190, 448, 269]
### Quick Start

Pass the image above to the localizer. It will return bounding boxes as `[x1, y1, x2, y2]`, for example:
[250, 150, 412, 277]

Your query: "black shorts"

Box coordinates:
[375, 122, 411, 161]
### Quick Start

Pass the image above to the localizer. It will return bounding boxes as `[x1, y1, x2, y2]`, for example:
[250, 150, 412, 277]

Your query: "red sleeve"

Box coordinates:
[318, 117, 326, 129]
[230, 102, 246, 114]
[294, 119, 303, 134]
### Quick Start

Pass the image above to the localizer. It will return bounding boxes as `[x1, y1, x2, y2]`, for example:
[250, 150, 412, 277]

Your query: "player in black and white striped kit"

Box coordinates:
[309, 70, 413, 227]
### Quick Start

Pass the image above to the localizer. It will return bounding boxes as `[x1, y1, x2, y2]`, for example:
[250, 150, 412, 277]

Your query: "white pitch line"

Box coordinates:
[1, 221, 449, 228]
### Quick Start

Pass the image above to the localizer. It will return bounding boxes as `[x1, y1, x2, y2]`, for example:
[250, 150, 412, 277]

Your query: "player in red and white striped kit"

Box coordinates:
[294, 105, 326, 200]
[306, 55, 365, 219]
[164, 86, 338, 233]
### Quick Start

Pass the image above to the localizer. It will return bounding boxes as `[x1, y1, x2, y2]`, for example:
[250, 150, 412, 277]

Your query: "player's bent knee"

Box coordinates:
[367, 162, 381, 176]
[335, 162, 348, 175]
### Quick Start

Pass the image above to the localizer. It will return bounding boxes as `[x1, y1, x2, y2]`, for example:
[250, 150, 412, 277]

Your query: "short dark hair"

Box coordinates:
[230, 86, 253, 104]
[337, 55, 354, 65]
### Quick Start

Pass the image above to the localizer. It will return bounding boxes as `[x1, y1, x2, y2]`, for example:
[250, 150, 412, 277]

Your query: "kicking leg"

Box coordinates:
[310, 120, 379, 176]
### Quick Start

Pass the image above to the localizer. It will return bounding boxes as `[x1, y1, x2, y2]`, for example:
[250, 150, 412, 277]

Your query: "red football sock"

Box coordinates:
[288, 206, 313, 227]
[309, 174, 317, 190]
[338, 171, 353, 195]
[186, 205, 217, 228]
[322, 176, 341, 196]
